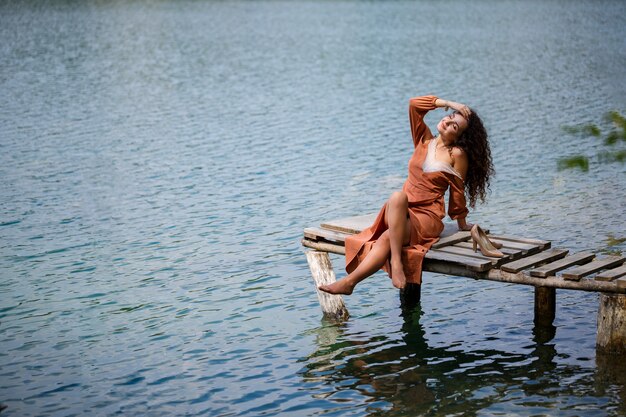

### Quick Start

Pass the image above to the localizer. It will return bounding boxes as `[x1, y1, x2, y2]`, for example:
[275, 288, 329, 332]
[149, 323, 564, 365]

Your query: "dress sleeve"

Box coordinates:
[448, 175, 469, 220]
[409, 95, 438, 147]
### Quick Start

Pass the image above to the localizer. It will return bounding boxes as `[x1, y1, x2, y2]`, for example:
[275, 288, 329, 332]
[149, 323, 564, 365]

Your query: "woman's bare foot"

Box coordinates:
[391, 262, 406, 289]
[318, 279, 354, 295]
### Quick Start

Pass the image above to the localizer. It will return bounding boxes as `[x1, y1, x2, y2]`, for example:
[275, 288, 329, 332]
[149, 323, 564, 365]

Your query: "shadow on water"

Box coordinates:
[300, 297, 626, 416]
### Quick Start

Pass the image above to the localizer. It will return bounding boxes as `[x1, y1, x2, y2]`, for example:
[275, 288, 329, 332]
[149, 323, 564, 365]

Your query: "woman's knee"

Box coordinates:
[376, 230, 390, 246]
[388, 191, 408, 209]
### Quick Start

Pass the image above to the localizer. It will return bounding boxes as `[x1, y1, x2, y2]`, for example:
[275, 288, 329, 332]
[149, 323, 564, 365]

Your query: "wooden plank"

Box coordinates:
[431, 231, 471, 249]
[488, 235, 551, 250]
[488, 239, 543, 255]
[436, 245, 508, 266]
[617, 277, 626, 289]
[455, 241, 526, 260]
[425, 249, 493, 272]
[304, 227, 349, 245]
[321, 214, 376, 235]
[500, 249, 569, 273]
[595, 264, 626, 282]
[562, 256, 625, 281]
[529, 252, 595, 278]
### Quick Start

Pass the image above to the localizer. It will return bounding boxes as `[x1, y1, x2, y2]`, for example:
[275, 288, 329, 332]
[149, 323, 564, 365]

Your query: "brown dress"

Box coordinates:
[344, 95, 469, 285]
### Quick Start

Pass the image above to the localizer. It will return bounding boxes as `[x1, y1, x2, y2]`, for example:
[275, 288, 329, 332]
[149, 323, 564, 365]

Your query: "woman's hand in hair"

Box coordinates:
[447, 101, 471, 120]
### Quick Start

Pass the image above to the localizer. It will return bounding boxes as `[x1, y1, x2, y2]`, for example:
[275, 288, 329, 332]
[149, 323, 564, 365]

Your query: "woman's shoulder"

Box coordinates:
[450, 146, 468, 179]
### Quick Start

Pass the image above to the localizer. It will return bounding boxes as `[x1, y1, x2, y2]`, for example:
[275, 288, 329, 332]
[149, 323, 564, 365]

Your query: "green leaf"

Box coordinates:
[557, 155, 589, 172]
[607, 234, 626, 247]
[604, 131, 620, 146]
[606, 111, 626, 129]
[561, 124, 601, 137]
[599, 150, 626, 163]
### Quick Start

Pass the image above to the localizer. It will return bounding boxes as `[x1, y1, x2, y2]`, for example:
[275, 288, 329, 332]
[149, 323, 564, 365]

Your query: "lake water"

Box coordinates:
[1, 1, 625, 416]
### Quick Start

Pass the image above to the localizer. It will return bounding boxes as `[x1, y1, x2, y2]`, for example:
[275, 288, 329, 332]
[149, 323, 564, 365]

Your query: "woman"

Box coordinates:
[319, 94, 494, 295]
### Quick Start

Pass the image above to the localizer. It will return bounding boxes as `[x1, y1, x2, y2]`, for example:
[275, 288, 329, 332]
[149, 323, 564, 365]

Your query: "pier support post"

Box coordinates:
[597, 293, 626, 354]
[534, 286, 556, 327]
[400, 283, 421, 310]
[306, 250, 349, 321]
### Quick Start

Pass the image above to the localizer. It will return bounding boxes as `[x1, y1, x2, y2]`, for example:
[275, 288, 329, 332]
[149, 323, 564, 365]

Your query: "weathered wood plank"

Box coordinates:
[500, 249, 569, 273]
[488, 234, 551, 249]
[595, 264, 626, 282]
[306, 250, 349, 321]
[487, 239, 543, 256]
[431, 231, 471, 249]
[529, 252, 595, 278]
[321, 214, 376, 234]
[425, 249, 494, 272]
[304, 227, 349, 245]
[617, 277, 626, 289]
[436, 245, 508, 266]
[456, 241, 526, 260]
[562, 256, 625, 281]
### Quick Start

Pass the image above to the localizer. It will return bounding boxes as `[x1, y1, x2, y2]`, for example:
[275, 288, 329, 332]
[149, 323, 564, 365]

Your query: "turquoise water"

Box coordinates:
[1, 1, 625, 416]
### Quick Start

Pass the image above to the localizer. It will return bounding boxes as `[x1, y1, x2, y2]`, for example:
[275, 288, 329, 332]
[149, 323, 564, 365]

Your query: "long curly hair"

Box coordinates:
[453, 110, 494, 208]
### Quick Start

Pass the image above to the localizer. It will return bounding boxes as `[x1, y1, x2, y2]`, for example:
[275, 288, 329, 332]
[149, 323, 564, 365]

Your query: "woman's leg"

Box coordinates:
[385, 191, 411, 289]
[318, 191, 412, 295]
[318, 231, 392, 295]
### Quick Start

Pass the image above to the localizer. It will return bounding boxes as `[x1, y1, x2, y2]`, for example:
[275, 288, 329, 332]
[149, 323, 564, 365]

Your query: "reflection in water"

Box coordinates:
[301, 299, 625, 416]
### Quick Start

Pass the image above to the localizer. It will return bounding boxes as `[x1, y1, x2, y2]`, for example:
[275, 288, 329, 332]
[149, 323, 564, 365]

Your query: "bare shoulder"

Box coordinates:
[451, 146, 467, 161]
[451, 146, 468, 178]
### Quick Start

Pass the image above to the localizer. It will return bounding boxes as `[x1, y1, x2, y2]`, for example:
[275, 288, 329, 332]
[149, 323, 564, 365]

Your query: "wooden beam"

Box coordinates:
[302, 239, 345, 255]
[487, 269, 626, 294]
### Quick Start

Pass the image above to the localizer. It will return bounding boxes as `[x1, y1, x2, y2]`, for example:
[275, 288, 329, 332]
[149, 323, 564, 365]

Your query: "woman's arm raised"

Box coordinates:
[434, 98, 471, 119]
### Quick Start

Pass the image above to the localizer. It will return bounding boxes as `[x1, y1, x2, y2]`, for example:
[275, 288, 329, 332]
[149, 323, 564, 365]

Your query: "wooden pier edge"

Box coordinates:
[303, 217, 626, 354]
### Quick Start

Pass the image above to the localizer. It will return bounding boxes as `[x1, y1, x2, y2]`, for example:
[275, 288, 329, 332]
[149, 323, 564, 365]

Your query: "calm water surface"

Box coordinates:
[1, 1, 626, 416]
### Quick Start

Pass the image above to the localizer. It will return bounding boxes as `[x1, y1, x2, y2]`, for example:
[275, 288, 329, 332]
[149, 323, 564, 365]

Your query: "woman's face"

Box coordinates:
[437, 112, 468, 145]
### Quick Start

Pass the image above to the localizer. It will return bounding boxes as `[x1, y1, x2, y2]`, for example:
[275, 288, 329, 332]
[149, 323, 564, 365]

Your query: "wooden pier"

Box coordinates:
[302, 213, 626, 354]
